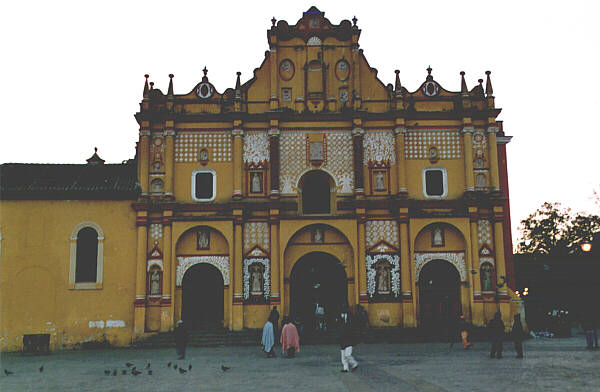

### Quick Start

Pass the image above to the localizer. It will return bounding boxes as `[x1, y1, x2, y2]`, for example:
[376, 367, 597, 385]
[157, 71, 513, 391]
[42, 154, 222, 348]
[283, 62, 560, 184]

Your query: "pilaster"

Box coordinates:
[164, 125, 175, 198]
[352, 127, 364, 196]
[232, 210, 244, 330]
[462, 126, 475, 192]
[232, 128, 244, 199]
[139, 125, 150, 197]
[269, 127, 280, 198]
[269, 209, 280, 306]
[394, 126, 407, 196]
[399, 210, 415, 327]
[134, 213, 148, 336]
[357, 209, 367, 304]
[160, 211, 173, 332]
[488, 126, 500, 192]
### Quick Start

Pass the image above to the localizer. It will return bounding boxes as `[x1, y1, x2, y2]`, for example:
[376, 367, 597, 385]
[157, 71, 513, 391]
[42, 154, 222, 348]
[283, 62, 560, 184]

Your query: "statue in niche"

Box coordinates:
[375, 171, 385, 191]
[474, 150, 485, 168]
[481, 264, 493, 291]
[197, 228, 210, 249]
[310, 142, 323, 161]
[476, 173, 487, 188]
[250, 172, 262, 193]
[150, 270, 161, 295]
[432, 227, 444, 247]
[375, 262, 391, 295]
[313, 227, 324, 243]
[250, 264, 264, 295]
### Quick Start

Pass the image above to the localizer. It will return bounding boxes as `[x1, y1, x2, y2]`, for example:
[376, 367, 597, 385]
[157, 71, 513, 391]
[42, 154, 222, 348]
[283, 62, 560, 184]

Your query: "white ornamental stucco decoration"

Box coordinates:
[150, 224, 163, 241]
[175, 132, 232, 163]
[176, 256, 230, 286]
[365, 220, 399, 249]
[414, 252, 466, 282]
[477, 219, 492, 246]
[242, 258, 270, 300]
[366, 254, 401, 297]
[363, 131, 396, 165]
[279, 131, 305, 194]
[325, 132, 354, 194]
[243, 132, 269, 165]
[243, 222, 270, 253]
[405, 130, 461, 160]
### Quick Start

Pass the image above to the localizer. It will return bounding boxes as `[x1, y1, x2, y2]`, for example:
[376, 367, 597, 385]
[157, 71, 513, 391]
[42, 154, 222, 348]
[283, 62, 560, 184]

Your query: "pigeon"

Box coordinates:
[125, 362, 134, 368]
[146, 363, 151, 369]
[122, 370, 127, 375]
[174, 364, 178, 370]
[188, 364, 192, 371]
[112, 370, 117, 376]
[148, 370, 153, 375]
[39, 366, 44, 373]
[221, 365, 230, 372]
[4, 369, 14, 376]
[132, 369, 142, 376]
[179, 368, 187, 374]
[104, 370, 111, 376]
[167, 362, 172, 368]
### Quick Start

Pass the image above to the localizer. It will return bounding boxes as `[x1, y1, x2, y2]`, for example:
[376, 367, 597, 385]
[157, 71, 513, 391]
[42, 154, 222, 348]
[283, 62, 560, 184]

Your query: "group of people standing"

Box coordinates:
[261, 305, 360, 372]
[459, 312, 525, 359]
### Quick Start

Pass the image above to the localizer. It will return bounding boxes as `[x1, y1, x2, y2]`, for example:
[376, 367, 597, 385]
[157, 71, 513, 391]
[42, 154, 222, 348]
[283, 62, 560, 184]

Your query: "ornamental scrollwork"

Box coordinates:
[242, 258, 270, 300]
[414, 252, 466, 282]
[366, 254, 401, 298]
[176, 256, 230, 286]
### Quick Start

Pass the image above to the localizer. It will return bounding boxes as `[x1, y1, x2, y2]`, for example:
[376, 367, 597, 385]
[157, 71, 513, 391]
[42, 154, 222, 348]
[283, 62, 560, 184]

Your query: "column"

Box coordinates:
[493, 208, 510, 326]
[164, 126, 175, 198]
[399, 210, 415, 327]
[270, 210, 280, 306]
[469, 216, 484, 326]
[357, 212, 367, 305]
[139, 126, 150, 196]
[134, 213, 148, 336]
[232, 129, 244, 199]
[462, 126, 475, 192]
[352, 128, 364, 195]
[232, 212, 244, 330]
[160, 211, 172, 331]
[269, 41, 279, 110]
[394, 126, 407, 195]
[488, 126, 500, 192]
[269, 128, 280, 197]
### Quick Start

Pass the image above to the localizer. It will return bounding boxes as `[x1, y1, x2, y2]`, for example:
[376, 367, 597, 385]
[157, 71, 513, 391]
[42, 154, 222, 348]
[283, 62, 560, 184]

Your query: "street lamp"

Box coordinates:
[581, 242, 592, 253]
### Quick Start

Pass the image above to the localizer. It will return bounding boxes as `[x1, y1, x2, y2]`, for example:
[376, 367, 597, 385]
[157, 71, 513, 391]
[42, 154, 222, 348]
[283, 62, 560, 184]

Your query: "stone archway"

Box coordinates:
[290, 252, 348, 333]
[181, 263, 224, 329]
[418, 259, 461, 333]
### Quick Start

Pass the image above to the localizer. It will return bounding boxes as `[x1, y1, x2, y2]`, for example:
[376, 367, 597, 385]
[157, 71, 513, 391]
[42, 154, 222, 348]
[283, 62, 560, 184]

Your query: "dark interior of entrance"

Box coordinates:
[301, 171, 331, 214]
[290, 252, 348, 333]
[182, 263, 224, 330]
[419, 259, 461, 334]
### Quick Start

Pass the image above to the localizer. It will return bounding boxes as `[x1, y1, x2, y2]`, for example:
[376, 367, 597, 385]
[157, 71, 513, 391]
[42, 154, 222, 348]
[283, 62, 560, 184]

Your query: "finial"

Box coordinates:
[203, 66, 208, 77]
[94, 147, 98, 153]
[460, 71, 468, 96]
[143, 74, 149, 98]
[485, 70, 494, 96]
[149, 81, 154, 90]
[478, 78, 483, 86]
[271, 16, 276, 26]
[394, 70, 402, 97]
[352, 16, 357, 26]
[235, 71, 241, 89]
[168, 74, 174, 95]
[427, 66, 432, 75]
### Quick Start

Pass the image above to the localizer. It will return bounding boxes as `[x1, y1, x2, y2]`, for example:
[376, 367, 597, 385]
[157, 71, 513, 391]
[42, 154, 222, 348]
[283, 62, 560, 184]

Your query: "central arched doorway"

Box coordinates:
[290, 252, 348, 333]
[182, 263, 224, 330]
[419, 259, 461, 334]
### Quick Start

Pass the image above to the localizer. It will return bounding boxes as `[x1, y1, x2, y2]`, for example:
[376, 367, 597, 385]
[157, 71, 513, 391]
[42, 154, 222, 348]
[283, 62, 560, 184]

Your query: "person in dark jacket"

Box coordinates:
[338, 305, 358, 372]
[269, 306, 280, 339]
[174, 320, 189, 359]
[488, 311, 505, 359]
[512, 314, 524, 358]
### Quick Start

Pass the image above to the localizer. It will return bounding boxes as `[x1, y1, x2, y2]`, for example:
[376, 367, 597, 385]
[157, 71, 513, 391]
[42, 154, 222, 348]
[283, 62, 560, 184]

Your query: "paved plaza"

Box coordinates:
[1, 336, 599, 391]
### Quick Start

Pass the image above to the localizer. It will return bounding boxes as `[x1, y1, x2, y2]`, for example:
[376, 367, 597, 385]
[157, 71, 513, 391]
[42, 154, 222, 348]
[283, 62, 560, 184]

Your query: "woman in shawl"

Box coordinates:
[488, 311, 505, 359]
[261, 313, 276, 357]
[280, 315, 300, 358]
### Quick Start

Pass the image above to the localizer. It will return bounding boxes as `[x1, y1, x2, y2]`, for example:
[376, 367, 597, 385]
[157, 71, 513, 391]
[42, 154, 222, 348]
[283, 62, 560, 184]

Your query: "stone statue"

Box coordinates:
[250, 264, 263, 295]
[375, 171, 385, 191]
[432, 227, 444, 246]
[150, 270, 160, 295]
[481, 264, 493, 291]
[251, 172, 262, 193]
[197, 229, 209, 249]
[313, 227, 323, 243]
[376, 262, 391, 294]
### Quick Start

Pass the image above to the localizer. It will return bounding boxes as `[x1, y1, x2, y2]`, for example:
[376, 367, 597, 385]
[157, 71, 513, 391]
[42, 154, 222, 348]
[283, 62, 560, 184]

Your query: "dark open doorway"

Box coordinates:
[182, 263, 224, 330]
[300, 170, 331, 214]
[290, 252, 348, 333]
[419, 259, 461, 337]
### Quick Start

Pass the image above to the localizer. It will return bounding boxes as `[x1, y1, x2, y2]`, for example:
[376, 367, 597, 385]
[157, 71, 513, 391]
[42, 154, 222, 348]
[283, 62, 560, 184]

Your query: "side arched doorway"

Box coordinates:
[290, 252, 348, 332]
[182, 263, 224, 330]
[419, 259, 461, 334]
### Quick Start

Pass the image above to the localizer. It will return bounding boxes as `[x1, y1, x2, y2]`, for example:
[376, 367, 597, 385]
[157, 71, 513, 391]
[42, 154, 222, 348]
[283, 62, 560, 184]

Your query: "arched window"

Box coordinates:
[300, 171, 332, 214]
[69, 222, 104, 289]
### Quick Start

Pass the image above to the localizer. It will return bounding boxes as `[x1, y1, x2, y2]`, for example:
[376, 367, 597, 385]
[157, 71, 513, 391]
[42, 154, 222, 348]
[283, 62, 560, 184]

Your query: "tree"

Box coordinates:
[518, 202, 600, 256]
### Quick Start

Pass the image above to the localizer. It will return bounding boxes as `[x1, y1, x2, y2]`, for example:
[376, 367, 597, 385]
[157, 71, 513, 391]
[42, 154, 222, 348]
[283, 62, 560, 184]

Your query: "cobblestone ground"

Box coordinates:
[1, 337, 599, 392]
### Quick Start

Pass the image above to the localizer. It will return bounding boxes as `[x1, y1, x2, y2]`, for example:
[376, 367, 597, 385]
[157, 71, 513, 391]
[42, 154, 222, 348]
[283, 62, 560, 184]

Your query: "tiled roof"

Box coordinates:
[0, 160, 139, 200]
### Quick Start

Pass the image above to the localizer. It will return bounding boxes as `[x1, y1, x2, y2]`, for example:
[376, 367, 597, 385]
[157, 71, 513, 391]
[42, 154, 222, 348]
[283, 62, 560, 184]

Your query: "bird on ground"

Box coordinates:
[174, 364, 178, 370]
[4, 369, 14, 376]
[167, 362, 172, 368]
[104, 370, 111, 376]
[221, 365, 230, 372]
[125, 362, 134, 368]
[132, 369, 142, 376]
[112, 370, 117, 376]
[148, 370, 153, 375]
[179, 368, 187, 374]
[39, 366, 44, 373]
[188, 364, 192, 371]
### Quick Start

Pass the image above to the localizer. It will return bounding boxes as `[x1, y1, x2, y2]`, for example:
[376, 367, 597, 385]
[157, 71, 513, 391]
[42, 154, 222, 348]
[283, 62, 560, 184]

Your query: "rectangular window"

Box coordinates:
[192, 169, 216, 201]
[423, 167, 447, 198]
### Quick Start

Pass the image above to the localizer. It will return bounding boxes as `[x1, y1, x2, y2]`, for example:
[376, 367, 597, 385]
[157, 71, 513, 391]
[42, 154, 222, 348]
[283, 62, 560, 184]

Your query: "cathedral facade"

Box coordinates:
[0, 8, 518, 351]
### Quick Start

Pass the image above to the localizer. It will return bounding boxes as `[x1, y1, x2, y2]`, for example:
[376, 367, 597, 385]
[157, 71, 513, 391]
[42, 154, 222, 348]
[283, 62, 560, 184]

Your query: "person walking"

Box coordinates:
[174, 320, 188, 360]
[261, 314, 276, 358]
[488, 311, 505, 359]
[512, 314, 524, 358]
[458, 315, 474, 349]
[280, 316, 300, 358]
[582, 317, 595, 349]
[338, 305, 358, 373]
[269, 306, 280, 339]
